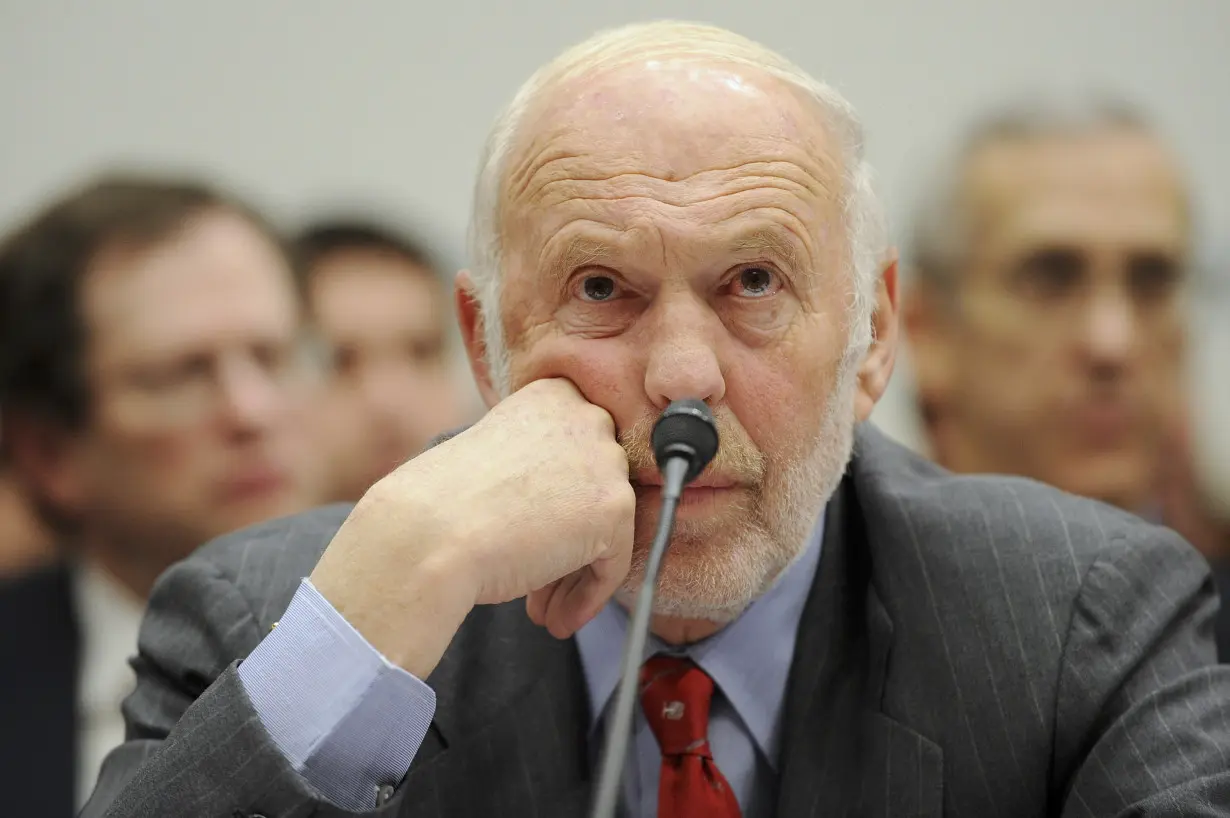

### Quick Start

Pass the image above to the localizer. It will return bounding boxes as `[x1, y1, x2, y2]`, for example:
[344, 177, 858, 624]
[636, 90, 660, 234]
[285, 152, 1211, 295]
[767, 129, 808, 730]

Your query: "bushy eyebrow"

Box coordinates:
[728, 226, 806, 271]
[542, 236, 612, 285]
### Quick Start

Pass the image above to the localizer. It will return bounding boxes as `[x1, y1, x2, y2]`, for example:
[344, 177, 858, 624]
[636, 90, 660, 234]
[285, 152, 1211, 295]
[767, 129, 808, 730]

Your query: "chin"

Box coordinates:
[1061, 452, 1152, 512]
[618, 518, 802, 623]
[219, 487, 301, 531]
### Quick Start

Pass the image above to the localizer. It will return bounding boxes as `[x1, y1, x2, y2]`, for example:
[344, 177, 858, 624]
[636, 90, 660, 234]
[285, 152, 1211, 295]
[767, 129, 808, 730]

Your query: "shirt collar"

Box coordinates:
[71, 559, 144, 714]
[576, 509, 825, 768]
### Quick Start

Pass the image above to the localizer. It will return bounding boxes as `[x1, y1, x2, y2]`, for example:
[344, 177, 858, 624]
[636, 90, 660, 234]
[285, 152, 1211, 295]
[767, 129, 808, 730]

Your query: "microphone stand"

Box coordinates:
[588, 456, 689, 818]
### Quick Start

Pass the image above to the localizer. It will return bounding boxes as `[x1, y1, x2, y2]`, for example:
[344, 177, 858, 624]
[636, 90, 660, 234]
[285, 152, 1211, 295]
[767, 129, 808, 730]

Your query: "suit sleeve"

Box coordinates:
[79, 555, 413, 818]
[1056, 526, 1230, 816]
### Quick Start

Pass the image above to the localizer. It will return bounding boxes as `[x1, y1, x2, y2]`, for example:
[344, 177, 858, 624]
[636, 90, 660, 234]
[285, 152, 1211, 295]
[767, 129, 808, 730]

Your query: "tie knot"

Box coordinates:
[639, 655, 715, 758]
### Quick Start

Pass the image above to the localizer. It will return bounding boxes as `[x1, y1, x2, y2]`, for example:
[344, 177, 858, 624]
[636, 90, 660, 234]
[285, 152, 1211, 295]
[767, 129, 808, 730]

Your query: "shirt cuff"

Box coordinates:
[237, 578, 436, 810]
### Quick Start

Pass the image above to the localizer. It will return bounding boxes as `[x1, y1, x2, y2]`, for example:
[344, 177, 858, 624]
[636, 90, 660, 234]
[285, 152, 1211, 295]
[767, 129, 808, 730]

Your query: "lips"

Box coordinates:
[1066, 400, 1138, 447]
[630, 470, 740, 489]
[219, 467, 289, 503]
[631, 482, 746, 515]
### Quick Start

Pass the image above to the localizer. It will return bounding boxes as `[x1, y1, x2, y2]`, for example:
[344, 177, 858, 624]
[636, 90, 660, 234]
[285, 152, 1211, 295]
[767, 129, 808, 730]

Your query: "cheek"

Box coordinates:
[1145, 318, 1185, 369]
[952, 341, 1065, 431]
[726, 341, 838, 455]
[510, 335, 647, 429]
[94, 420, 217, 492]
[310, 398, 348, 443]
[958, 320, 1065, 393]
[968, 315, 1053, 361]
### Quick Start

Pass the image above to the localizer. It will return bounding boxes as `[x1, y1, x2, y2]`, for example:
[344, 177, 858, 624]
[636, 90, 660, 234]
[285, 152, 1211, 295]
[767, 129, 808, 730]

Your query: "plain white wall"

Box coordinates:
[2, 0, 1228, 452]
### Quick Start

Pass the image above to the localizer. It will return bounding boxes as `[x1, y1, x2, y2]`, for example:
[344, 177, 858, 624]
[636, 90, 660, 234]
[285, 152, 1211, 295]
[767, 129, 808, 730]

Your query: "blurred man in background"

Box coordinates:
[295, 219, 470, 502]
[900, 102, 1230, 662]
[0, 174, 322, 816]
[903, 99, 1190, 518]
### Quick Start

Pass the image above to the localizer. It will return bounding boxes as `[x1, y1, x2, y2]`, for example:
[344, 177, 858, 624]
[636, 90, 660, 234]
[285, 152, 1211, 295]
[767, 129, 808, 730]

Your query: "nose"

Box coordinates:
[643, 293, 726, 409]
[217, 354, 286, 433]
[1082, 285, 1137, 375]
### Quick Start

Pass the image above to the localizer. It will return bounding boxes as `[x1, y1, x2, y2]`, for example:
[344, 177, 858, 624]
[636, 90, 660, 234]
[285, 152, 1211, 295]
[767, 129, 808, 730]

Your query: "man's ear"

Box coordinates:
[854, 252, 900, 422]
[2, 411, 87, 517]
[455, 270, 502, 409]
[900, 272, 958, 422]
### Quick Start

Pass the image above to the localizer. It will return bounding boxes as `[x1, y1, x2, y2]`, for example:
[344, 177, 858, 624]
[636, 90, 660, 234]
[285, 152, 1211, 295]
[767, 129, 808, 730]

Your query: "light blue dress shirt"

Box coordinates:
[576, 518, 823, 818]
[237, 515, 824, 814]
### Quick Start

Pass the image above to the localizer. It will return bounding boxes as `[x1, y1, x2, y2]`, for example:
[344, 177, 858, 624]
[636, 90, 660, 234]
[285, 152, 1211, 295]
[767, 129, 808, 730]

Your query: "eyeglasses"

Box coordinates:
[99, 333, 331, 427]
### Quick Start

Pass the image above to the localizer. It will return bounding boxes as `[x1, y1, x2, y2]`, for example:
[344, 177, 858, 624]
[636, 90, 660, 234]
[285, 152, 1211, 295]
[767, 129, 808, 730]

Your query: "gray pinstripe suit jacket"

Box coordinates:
[82, 425, 1230, 817]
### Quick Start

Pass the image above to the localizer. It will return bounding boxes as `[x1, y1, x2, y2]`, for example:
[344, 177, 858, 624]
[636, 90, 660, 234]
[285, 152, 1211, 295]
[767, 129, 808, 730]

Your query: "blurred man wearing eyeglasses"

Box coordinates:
[0, 174, 321, 817]
[902, 99, 1189, 518]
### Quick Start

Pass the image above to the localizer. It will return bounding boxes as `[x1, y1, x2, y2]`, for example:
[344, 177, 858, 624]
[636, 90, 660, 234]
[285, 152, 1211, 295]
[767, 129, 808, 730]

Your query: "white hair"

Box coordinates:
[466, 20, 887, 394]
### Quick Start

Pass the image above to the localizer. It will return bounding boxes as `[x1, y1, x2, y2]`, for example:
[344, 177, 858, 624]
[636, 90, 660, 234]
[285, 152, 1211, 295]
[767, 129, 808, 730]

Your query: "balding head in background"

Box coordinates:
[903, 98, 1190, 513]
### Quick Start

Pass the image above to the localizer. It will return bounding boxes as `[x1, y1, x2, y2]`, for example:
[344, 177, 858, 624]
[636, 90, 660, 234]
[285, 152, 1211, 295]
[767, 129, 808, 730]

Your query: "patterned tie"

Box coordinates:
[639, 655, 743, 818]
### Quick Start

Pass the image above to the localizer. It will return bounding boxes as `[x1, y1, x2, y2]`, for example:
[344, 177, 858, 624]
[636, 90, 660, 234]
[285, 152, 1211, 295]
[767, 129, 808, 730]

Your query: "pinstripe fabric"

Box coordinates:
[81, 425, 1230, 817]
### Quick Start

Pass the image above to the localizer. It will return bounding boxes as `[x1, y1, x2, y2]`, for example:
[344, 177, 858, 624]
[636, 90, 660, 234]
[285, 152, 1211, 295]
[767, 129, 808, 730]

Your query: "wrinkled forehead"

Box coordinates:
[499, 59, 845, 232]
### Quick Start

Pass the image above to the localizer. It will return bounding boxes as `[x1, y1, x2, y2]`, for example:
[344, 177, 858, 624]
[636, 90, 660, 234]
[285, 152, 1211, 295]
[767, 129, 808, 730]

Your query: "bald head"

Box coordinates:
[507, 60, 838, 196]
[465, 21, 886, 394]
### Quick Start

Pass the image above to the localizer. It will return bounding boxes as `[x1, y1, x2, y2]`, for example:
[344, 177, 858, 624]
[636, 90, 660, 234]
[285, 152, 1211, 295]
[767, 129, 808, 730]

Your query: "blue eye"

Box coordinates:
[732, 267, 779, 298]
[580, 275, 618, 301]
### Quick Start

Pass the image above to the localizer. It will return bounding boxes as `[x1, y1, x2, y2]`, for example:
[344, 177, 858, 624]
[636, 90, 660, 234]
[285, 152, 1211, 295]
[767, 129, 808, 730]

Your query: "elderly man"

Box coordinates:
[85, 23, 1230, 818]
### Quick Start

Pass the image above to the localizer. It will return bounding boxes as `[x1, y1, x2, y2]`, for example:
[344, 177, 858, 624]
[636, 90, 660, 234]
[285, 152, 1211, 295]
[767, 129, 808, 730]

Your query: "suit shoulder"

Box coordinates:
[853, 424, 1187, 575]
[853, 426, 1208, 686]
[169, 503, 353, 612]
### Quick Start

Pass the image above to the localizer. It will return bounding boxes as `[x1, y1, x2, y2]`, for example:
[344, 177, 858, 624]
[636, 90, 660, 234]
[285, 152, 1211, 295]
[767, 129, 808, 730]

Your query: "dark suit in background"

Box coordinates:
[83, 427, 1230, 817]
[1214, 560, 1230, 661]
[0, 563, 78, 818]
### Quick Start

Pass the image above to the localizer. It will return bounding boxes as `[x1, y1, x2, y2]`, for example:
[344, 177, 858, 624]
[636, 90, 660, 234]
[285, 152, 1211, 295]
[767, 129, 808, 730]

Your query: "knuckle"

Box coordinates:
[610, 449, 630, 480]
[585, 402, 615, 433]
[601, 479, 636, 517]
[545, 377, 576, 398]
[522, 378, 557, 400]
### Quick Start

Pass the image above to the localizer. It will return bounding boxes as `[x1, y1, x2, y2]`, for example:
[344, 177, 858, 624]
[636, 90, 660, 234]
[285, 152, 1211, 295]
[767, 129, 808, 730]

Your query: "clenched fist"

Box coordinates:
[310, 379, 635, 678]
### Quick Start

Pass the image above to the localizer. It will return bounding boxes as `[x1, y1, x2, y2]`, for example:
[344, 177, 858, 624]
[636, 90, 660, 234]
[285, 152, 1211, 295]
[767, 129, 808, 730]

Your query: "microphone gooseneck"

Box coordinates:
[589, 399, 719, 818]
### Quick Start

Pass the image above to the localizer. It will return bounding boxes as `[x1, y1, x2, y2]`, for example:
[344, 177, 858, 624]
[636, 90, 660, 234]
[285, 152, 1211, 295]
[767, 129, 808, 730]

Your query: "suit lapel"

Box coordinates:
[775, 477, 943, 818]
[397, 605, 592, 818]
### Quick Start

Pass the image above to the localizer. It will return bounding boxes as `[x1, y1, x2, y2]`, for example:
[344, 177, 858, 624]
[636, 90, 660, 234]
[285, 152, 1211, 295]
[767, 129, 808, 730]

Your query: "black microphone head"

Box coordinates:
[652, 399, 719, 484]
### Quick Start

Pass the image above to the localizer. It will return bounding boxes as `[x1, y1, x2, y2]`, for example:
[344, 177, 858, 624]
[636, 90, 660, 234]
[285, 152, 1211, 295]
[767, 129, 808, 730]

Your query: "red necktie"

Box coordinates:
[639, 655, 742, 818]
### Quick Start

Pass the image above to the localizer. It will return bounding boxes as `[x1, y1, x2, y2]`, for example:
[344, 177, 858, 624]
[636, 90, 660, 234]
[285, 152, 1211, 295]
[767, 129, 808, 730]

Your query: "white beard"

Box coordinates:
[617, 353, 861, 622]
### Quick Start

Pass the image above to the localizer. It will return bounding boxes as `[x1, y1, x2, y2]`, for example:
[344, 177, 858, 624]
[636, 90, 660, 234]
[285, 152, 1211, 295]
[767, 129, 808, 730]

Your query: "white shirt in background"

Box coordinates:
[71, 561, 143, 810]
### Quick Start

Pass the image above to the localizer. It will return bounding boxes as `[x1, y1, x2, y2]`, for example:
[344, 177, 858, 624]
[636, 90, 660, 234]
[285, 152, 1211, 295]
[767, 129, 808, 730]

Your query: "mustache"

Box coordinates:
[618, 407, 766, 485]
